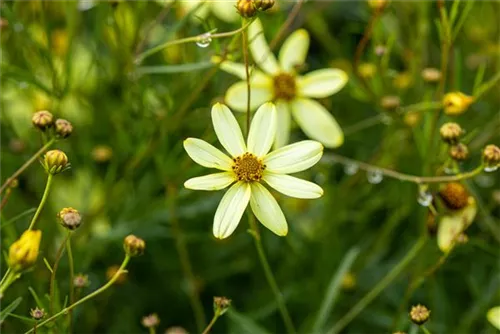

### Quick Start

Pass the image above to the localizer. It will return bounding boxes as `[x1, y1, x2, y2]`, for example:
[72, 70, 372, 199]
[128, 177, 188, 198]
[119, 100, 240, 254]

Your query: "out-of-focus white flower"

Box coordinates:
[157, 0, 239, 23]
[219, 19, 348, 148]
[184, 102, 324, 239]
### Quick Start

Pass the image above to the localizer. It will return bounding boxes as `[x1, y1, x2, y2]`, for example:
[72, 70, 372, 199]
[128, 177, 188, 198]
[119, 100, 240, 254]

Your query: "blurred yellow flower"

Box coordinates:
[218, 19, 348, 148]
[443, 92, 474, 115]
[8, 230, 42, 272]
[437, 196, 477, 253]
[184, 103, 324, 239]
[487, 306, 500, 330]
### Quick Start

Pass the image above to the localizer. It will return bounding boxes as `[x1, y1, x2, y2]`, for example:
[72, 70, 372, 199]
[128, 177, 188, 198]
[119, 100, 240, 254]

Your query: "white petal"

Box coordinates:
[291, 98, 344, 148]
[216, 60, 270, 84]
[264, 140, 323, 174]
[225, 81, 273, 112]
[184, 138, 233, 171]
[274, 101, 291, 149]
[263, 173, 323, 199]
[184, 172, 235, 190]
[210, 1, 239, 22]
[250, 182, 288, 236]
[279, 29, 310, 73]
[213, 182, 251, 239]
[487, 307, 500, 330]
[297, 69, 348, 98]
[248, 18, 280, 75]
[211, 103, 246, 157]
[247, 102, 277, 157]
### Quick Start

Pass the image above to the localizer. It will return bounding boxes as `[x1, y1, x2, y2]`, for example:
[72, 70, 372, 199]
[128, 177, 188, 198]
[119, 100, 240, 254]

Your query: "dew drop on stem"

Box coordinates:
[196, 33, 212, 48]
[417, 189, 433, 207]
[344, 163, 359, 175]
[367, 170, 383, 184]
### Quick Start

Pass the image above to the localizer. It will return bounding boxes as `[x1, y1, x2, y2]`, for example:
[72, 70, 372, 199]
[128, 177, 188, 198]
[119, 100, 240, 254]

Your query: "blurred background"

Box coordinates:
[1, 1, 500, 333]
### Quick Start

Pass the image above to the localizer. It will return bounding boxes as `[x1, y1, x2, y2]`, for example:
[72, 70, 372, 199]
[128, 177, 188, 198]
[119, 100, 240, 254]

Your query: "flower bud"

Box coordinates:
[123, 234, 145, 257]
[30, 307, 45, 320]
[141, 313, 160, 329]
[449, 143, 469, 161]
[42, 149, 69, 175]
[54, 119, 73, 138]
[409, 304, 430, 325]
[374, 45, 386, 56]
[58, 207, 82, 230]
[380, 95, 401, 110]
[421, 68, 441, 83]
[165, 327, 188, 334]
[439, 122, 463, 144]
[237, 0, 257, 18]
[439, 182, 469, 210]
[254, 0, 275, 11]
[482, 144, 500, 169]
[358, 63, 376, 79]
[443, 92, 474, 115]
[73, 273, 90, 288]
[368, 0, 387, 10]
[341, 272, 356, 290]
[213, 296, 231, 316]
[32, 110, 54, 131]
[8, 230, 42, 272]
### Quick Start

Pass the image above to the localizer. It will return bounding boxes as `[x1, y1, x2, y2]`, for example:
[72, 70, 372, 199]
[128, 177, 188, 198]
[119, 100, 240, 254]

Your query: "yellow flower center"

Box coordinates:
[273, 73, 296, 101]
[232, 152, 265, 182]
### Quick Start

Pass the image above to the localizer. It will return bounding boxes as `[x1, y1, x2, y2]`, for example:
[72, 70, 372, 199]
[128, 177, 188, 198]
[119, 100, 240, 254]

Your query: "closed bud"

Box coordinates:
[8, 230, 42, 272]
[358, 63, 376, 79]
[213, 296, 231, 316]
[409, 304, 430, 325]
[73, 273, 90, 288]
[42, 150, 69, 175]
[380, 95, 401, 110]
[58, 207, 82, 230]
[30, 307, 45, 320]
[123, 235, 145, 257]
[32, 110, 54, 131]
[237, 0, 257, 18]
[440, 122, 463, 144]
[368, 0, 387, 10]
[439, 182, 469, 210]
[254, 0, 274, 11]
[141, 313, 160, 329]
[54, 119, 73, 138]
[421, 68, 442, 83]
[482, 144, 500, 169]
[449, 143, 469, 161]
[443, 92, 474, 115]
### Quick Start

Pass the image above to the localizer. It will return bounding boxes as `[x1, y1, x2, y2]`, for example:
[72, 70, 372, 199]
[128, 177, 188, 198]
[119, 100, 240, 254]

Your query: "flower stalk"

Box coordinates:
[28, 174, 54, 230]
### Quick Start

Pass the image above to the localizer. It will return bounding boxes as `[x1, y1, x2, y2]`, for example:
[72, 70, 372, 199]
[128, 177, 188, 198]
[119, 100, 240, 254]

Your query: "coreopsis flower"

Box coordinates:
[218, 19, 348, 148]
[437, 196, 477, 253]
[184, 102, 324, 239]
[443, 92, 474, 115]
[156, 0, 239, 23]
[487, 306, 500, 330]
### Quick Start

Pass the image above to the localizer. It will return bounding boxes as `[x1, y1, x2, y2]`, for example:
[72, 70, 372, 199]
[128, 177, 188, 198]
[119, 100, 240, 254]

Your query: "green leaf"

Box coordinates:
[1, 208, 37, 230]
[136, 62, 213, 75]
[227, 309, 272, 334]
[29, 287, 46, 310]
[0, 297, 23, 322]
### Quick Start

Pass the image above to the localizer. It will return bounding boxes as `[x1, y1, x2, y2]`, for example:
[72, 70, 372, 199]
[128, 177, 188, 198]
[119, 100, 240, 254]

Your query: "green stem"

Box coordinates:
[0, 270, 18, 295]
[0, 138, 55, 194]
[201, 311, 220, 334]
[327, 235, 428, 334]
[421, 325, 432, 334]
[66, 233, 75, 332]
[28, 174, 54, 230]
[248, 214, 296, 334]
[24, 256, 131, 334]
[49, 232, 71, 316]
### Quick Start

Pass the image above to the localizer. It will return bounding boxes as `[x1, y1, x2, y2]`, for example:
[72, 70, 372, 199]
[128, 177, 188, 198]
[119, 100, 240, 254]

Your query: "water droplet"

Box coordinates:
[14, 23, 24, 32]
[444, 166, 457, 175]
[344, 163, 359, 175]
[367, 170, 383, 184]
[417, 190, 433, 207]
[484, 165, 498, 172]
[196, 33, 212, 48]
[78, 0, 96, 11]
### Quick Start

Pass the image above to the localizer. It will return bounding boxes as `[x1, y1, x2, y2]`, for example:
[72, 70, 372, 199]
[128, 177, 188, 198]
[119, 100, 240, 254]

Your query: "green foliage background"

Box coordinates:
[1, 1, 499, 333]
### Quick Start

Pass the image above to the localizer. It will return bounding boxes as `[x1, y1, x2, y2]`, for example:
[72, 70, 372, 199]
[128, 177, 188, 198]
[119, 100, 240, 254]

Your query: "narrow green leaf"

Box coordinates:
[1, 208, 37, 230]
[227, 309, 272, 334]
[137, 62, 213, 75]
[43, 258, 54, 274]
[28, 287, 46, 310]
[6, 313, 36, 324]
[0, 297, 23, 321]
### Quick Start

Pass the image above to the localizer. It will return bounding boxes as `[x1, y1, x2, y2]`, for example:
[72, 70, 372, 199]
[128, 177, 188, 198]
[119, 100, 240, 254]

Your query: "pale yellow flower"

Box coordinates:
[184, 102, 324, 239]
[219, 19, 348, 148]
[437, 196, 477, 253]
[487, 306, 500, 330]
[157, 0, 239, 23]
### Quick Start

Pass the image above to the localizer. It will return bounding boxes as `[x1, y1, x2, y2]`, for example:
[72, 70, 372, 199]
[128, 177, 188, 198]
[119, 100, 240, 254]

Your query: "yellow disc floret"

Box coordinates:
[232, 152, 265, 182]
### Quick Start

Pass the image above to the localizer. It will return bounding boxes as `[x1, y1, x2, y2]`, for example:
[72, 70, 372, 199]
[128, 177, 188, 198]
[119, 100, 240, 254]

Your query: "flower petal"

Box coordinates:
[279, 29, 310, 73]
[184, 172, 235, 190]
[225, 81, 273, 112]
[210, 1, 239, 23]
[274, 101, 291, 149]
[487, 307, 500, 330]
[263, 173, 323, 199]
[250, 182, 288, 236]
[216, 59, 270, 84]
[297, 69, 348, 98]
[211, 103, 247, 157]
[264, 140, 323, 174]
[184, 138, 233, 171]
[291, 98, 344, 148]
[248, 18, 280, 75]
[247, 102, 277, 157]
[213, 182, 251, 239]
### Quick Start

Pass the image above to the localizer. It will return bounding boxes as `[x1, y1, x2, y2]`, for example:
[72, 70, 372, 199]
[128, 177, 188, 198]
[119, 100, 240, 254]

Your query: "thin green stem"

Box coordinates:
[28, 174, 54, 230]
[148, 327, 156, 334]
[0, 268, 12, 286]
[326, 154, 484, 184]
[421, 325, 432, 334]
[248, 214, 296, 334]
[49, 232, 71, 316]
[135, 19, 255, 64]
[242, 18, 252, 136]
[0, 270, 18, 295]
[474, 71, 500, 100]
[0, 138, 55, 194]
[66, 233, 75, 332]
[201, 311, 220, 334]
[327, 236, 428, 334]
[24, 256, 131, 334]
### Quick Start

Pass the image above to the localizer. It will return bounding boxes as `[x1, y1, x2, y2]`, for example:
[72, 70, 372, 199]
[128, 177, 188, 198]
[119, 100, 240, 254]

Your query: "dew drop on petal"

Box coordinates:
[344, 163, 359, 175]
[367, 170, 383, 184]
[417, 189, 433, 207]
[196, 33, 212, 48]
